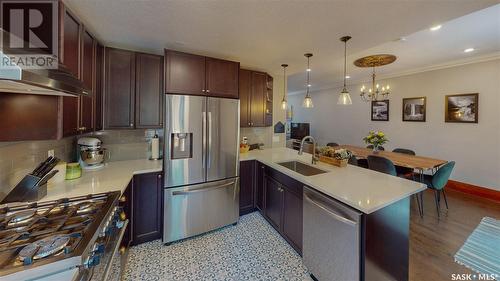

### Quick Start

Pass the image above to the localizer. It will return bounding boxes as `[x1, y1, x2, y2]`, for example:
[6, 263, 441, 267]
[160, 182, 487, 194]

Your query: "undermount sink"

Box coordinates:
[277, 161, 328, 176]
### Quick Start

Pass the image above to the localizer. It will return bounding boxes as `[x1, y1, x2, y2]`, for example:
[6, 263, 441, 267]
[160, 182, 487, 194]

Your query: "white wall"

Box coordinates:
[289, 59, 500, 190]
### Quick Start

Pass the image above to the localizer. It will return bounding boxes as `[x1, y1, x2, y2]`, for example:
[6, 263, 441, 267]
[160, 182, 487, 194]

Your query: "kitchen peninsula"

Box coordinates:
[240, 147, 426, 280]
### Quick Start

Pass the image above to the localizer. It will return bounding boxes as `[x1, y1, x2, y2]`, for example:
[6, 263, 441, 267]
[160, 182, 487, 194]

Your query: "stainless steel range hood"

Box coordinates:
[0, 51, 89, 97]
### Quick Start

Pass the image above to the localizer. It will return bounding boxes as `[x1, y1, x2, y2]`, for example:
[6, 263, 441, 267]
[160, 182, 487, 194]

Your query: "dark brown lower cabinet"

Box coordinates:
[282, 186, 302, 253]
[262, 163, 303, 255]
[131, 172, 163, 245]
[264, 175, 283, 230]
[239, 161, 255, 215]
[255, 162, 265, 211]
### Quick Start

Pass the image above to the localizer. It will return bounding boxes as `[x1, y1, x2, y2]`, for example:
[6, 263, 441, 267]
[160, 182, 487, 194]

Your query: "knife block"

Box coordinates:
[1, 174, 47, 204]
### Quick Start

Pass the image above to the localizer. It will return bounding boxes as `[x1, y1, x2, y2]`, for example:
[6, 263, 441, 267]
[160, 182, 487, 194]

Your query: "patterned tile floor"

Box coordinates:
[124, 212, 311, 281]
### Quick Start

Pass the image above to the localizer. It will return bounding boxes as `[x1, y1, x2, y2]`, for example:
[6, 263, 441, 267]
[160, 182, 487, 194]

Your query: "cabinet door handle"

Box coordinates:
[202, 89, 206, 92]
[130, 123, 134, 127]
[158, 174, 162, 179]
[206, 89, 210, 93]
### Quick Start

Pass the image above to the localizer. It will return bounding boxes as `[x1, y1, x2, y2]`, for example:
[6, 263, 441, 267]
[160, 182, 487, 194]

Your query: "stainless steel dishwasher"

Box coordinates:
[303, 186, 362, 281]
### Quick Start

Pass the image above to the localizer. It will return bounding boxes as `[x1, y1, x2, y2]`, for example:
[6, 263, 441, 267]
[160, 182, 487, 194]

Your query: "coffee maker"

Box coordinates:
[77, 137, 105, 169]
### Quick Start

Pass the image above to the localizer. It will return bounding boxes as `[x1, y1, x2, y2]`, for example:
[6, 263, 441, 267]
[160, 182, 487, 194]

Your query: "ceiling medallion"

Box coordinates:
[355, 54, 397, 102]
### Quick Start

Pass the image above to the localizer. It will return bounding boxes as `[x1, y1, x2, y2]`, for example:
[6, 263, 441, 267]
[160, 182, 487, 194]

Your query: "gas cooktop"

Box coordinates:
[0, 192, 120, 279]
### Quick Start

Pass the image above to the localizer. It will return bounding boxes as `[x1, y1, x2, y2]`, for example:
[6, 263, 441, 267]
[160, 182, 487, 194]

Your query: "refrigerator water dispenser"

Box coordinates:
[170, 133, 193, 159]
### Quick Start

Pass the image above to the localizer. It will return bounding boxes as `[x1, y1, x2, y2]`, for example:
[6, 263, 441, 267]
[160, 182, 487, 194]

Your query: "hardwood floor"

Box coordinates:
[409, 189, 500, 281]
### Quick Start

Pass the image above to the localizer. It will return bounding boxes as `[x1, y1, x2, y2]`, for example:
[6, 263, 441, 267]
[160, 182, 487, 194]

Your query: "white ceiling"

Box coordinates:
[64, 0, 499, 93]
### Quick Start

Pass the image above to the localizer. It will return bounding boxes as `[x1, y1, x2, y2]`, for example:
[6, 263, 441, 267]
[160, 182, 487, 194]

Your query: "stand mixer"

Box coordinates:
[77, 137, 106, 170]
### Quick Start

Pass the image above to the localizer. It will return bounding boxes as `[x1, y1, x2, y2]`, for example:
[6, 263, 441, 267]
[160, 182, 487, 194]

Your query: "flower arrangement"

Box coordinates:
[363, 131, 388, 151]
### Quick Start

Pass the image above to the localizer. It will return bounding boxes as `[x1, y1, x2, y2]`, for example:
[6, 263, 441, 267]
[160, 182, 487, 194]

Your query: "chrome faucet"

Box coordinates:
[298, 136, 318, 164]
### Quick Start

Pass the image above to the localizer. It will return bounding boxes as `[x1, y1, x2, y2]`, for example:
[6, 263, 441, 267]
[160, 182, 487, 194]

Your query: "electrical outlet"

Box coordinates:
[48, 149, 55, 158]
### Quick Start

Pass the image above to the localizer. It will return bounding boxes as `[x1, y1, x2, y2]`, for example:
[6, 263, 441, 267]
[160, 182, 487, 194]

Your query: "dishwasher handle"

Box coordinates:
[303, 192, 358, 226]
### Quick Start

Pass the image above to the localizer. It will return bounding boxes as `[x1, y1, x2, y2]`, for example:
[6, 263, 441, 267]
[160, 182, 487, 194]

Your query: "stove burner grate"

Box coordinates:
[18, 234, 70, 265]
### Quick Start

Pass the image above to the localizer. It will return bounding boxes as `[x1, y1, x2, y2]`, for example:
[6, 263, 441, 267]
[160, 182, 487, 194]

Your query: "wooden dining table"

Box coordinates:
[339, 145, 448, 171]
[339, 145, 449, 217]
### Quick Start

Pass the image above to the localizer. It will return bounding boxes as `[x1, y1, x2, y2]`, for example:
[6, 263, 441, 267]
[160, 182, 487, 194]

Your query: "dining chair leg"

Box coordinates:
[420, 191, 424, 217]
[415, 193, 422, 218]
[434, 190, 440, 218]
[441, 189, 449, 209]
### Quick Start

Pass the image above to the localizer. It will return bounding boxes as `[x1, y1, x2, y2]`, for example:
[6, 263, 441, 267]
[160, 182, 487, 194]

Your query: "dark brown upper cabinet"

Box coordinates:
[136, 53, 164, 128]
[105, 48, 136, 129]
[0, 94, 60, 141]
[205, 57, 239, 98]
[165, 49, 239, 98]
[239, 69, 251, 127]
[240, 70, 272, 127]
[81, 29, 95, 93]
[61, 96, 79, 138]
[94, 43, 104, 131]
[104, 48, 163, 130]
[78, 28, 95, 133]
[0, 1, 104, 142]
[59, 3, 81, 78]
[165, 50, 206, 96]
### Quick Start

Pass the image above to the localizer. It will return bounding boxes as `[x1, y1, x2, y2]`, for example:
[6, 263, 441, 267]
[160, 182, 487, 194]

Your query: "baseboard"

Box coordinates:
[446, 180, 500, 202]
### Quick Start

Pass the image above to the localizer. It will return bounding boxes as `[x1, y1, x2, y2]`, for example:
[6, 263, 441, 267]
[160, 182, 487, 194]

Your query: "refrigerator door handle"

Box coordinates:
[202, 111, 207, 169]
[172, 181, 235, 195]
[207, 111, 212, 169]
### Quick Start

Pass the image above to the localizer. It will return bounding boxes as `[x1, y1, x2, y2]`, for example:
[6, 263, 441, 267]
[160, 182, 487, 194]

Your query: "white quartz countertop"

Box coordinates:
[41, 159, 162, 202]
[240, 147, 426, 214]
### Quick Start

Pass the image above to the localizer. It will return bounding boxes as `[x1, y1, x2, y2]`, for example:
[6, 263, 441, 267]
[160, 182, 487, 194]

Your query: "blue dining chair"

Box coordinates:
[422, 161, 455, 217]
[367, 155, 397, 176]
[392, 148, 416, 178]
[348, 155, 358, 166]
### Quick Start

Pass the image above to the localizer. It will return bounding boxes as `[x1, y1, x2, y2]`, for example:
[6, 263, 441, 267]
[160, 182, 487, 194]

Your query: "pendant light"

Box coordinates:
[281, 64, 288, 110]
[302, 53, 313, 108]
[338, 36, 353, 105]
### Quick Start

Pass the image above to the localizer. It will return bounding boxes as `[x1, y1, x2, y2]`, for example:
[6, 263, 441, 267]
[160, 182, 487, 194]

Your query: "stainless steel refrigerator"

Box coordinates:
[163, 94, 240, 244]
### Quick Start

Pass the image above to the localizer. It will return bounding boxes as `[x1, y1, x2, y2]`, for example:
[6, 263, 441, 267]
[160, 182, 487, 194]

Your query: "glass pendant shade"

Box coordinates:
[337, 88, 352, 105]
[338, 35, 352, 106]
[302, 53, 313, 108]
[281, 64, 288, 110]
[303, 95, 313, 108]
[281, 99, 287, 110]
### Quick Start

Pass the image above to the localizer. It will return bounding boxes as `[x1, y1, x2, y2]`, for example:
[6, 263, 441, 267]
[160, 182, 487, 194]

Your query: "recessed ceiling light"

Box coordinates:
[464, 48, 474, 53]
[345, 75, 350, 79]
[430, 25, 442, 31]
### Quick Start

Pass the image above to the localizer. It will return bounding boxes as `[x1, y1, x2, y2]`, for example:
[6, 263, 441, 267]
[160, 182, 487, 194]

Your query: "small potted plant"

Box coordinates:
[363, 131, 388, 153]
[317, 147, 352, 167]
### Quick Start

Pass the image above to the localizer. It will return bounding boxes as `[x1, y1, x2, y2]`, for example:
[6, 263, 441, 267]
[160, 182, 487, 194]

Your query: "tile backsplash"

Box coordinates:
[0, 129, 162, 199]
[0, 137, 76, 199]
[87, 129, 163, 162]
